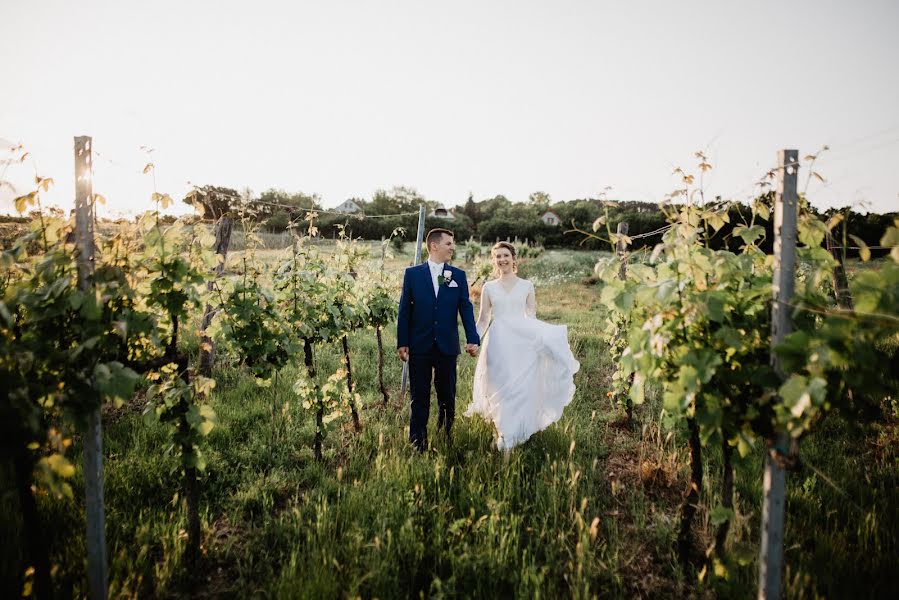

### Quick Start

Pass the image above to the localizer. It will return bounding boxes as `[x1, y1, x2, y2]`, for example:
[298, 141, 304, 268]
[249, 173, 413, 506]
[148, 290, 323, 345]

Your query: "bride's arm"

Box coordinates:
[525, 281, 537, 318]
[476, 285, 492, 337]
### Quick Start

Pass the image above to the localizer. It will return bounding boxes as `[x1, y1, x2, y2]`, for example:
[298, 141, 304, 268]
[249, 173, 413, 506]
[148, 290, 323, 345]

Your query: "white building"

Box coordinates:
[540, 210, 561, 226]
[334, 199, 362, 213]
[430, 204, 455, 219]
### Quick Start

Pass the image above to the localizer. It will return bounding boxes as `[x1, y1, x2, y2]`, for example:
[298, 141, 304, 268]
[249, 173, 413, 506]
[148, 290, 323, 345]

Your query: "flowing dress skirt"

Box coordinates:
[465, 316, 580, 450]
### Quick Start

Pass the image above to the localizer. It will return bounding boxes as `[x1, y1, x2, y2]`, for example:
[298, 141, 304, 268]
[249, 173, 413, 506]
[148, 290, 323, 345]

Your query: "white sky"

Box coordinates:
[2, 0, 898, 216]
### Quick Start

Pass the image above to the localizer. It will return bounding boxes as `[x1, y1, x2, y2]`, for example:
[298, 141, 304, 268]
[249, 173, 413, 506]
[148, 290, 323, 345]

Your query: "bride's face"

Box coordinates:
[493, 247, 515, 275]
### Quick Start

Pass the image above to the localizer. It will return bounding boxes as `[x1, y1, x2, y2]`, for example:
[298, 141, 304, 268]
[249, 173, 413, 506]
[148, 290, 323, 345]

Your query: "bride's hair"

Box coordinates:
[491, 241, 518, 279]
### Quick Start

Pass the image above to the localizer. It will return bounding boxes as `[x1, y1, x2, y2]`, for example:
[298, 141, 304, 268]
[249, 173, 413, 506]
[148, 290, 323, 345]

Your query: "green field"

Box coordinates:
[2, 248, 897, 598]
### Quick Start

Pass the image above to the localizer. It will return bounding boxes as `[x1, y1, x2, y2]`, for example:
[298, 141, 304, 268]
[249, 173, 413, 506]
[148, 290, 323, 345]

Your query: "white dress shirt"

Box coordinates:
[427, 259, 444, 297]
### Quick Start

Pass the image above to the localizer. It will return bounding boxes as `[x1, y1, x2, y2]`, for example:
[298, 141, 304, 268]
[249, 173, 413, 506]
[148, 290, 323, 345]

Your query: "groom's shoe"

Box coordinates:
[411, 438, 428, 454]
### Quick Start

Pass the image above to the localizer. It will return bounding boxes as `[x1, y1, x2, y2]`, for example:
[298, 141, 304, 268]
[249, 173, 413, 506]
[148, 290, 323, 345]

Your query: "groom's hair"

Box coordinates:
[426, 228, 454, 250]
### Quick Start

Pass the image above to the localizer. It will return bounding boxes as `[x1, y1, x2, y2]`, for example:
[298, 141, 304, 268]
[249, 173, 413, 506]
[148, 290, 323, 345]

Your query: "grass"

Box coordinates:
[2, 248, 897, 598]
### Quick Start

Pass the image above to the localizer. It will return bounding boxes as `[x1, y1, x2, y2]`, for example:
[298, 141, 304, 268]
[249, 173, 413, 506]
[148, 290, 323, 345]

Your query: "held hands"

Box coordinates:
[399, 345, 477, 359]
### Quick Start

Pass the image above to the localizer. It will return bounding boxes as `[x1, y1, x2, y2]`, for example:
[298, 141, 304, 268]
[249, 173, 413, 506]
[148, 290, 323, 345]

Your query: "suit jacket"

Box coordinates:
[397, 262, 480, 355]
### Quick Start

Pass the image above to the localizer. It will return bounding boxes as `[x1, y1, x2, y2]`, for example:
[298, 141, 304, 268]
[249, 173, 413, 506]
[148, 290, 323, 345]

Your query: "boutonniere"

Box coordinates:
[438, 269, 453, 286]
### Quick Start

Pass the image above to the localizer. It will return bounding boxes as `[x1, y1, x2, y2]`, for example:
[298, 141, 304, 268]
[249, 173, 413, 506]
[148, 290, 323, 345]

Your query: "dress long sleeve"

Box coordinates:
[476, 284, 492, 337]
[525, 281, 537, 318]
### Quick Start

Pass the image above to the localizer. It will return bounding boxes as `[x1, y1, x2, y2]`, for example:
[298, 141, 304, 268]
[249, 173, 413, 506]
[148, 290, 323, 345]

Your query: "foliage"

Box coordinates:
[513, 240, 545, 259]
[2, 157, 224, 589]
[461, 238, 483, 264]
[213, 222, 295, 383]
[598, 204, 778, 453]
[595, 154, 899, 571]
[143, 364, 217, 471]
[215, 276, 294, 382]
[293, 367, 353, 440]
[775, 219, 899, 434]
[2, 215, 144, 496]
[365, 277, 397, 329]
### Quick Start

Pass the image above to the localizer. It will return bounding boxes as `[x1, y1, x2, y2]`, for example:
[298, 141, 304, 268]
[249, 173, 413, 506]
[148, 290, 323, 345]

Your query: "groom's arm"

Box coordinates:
[457, 270, 480, 347]
[397, 267, 413, 351]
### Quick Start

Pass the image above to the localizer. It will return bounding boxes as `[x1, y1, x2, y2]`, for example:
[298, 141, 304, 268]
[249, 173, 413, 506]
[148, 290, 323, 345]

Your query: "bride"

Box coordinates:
[465, 242, 580, 450]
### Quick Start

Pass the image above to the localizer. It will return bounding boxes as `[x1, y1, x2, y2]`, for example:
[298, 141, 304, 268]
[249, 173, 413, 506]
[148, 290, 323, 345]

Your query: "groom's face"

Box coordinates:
[429, 234, 455, 264]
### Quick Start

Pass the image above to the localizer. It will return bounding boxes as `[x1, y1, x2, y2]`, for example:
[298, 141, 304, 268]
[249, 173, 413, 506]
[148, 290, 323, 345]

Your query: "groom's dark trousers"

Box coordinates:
[397, 262, 479, 452]
[408, 345, 457, 450]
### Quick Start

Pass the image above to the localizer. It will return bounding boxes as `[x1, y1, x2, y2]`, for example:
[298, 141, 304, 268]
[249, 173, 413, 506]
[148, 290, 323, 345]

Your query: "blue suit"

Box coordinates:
[397, 262, 480, 450]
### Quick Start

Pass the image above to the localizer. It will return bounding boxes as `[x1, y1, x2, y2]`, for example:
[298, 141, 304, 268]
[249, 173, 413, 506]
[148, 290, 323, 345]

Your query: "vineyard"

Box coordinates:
[1, 146, 898, 599]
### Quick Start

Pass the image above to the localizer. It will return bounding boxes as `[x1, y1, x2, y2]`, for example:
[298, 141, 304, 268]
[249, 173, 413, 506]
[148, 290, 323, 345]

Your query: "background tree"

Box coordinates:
[183, 185, 239, 220]
[254, 189, 322, 232]
[367, 186, 427, 215]
[528, 191, 552, 212]
[459, 192, 481, 225]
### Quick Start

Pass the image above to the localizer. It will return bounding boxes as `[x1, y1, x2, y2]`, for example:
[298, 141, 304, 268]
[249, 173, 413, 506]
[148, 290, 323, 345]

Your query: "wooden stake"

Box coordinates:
[199, 215, 233, 377]
[825, 230, 853, 309]
[616, 222, 629, 281]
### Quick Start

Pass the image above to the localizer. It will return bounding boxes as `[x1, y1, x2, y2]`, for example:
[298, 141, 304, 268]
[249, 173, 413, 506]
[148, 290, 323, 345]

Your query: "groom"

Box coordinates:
[397, 228, 480, 452]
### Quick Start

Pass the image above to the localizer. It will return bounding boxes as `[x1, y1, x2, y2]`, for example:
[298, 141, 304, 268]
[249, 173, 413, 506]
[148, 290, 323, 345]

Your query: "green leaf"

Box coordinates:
[600, 280, 636, 313]
[735, 433, 755, 457]
[142, 402, 160, 425]
[704, 292, 727, 323]
[683, 349, 722, 384]
[848, 234, 870, 262]
[42, 453, 75, 478]
[734, 224, 765, 246]
[879, 223, 899, 262]
[706, 211, 727, 232]
[14, 192, 37, 213]
[662, 383, 687, 412]
[94, 362, 139, 403]
[629, 373, 645, 405]
[609, 233, 632, 248]
[79, 292, 102, 320]
[798, 216, 826, 248]
[825, 213, 844, 231]
[779, 375, 827, 419]
[151, 192, 174, 209]
[773, 331, 811, 374]
[193, 376, 216, 397]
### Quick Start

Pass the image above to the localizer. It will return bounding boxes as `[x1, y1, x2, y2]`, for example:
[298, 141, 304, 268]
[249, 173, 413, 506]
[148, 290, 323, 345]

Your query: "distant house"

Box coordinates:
[430, 204, 455, 219]
[540, 210, 561, 226]
[334, 199, 362, 214]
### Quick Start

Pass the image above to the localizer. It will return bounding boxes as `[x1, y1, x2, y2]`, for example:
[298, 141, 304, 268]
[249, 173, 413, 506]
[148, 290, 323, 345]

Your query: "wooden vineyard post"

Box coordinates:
[616, 222, 629, 281]
[758, 149, 799, 600]
[400, 204, 426, 400]
[825, 230, 853, 309]
[199, 215, 233, 377]
[75, 135, 108, 600]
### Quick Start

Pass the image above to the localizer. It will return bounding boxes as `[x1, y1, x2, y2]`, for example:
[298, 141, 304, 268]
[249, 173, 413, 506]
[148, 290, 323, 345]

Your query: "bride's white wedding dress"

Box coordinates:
[464, 277, 580, 450]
